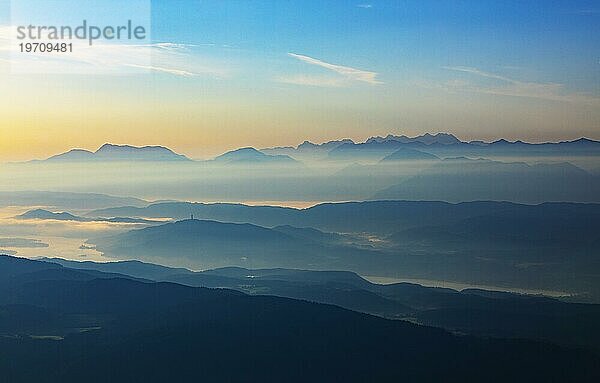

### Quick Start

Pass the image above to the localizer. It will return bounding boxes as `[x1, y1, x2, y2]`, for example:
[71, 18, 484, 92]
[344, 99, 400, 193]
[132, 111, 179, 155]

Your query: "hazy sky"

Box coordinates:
[0, 0, 599, 161]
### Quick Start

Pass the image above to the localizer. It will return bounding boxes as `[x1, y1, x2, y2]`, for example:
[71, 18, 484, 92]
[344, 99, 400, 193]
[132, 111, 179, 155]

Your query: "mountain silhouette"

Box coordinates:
[45, 143, 190, 162]
[367, 133, 461, 145]
[25, 135, 600, 164]
[214, 147, 298, 164]
[17, 209, 82, 221]
[328, 135, 600, 161]
[374, 158, 600, 203]
[380, 148, 440, 162]
[16, 209, 160, 224]
[261, 139, 354, 157]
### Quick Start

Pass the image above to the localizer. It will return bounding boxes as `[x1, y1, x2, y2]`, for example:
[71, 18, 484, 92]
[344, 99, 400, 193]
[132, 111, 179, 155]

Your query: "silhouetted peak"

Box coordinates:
[96, 143, 178, 154]
[298, 140, 317, 149]
[365, 132, 461, 145]
[569, 137, 599, 144]
[45, 143, 190, 161]
[380, 148, 439, 162]
[215, 147, 297, 163]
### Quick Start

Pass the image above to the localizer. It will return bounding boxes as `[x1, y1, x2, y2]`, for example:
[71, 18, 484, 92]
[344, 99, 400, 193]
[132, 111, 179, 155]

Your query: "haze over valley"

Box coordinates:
[1, 133, 599, 302]
[3, 1, 600, 380]
[3, 133, 599, 204]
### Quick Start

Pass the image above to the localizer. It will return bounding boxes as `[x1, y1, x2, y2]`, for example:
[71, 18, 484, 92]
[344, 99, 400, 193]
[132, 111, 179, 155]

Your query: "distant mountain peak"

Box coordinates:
[380, 148, 440, 162]
[215, 147, 298, 164]
[100, 143, 167, 149]
[45, 149, 95, 161]
[297, 139, 355, 150]
[298, 140, 317, 148]
[16, 209, 82, 221]
[231, 147, 262, 154]
[569, 137, 599, 144]
[45, 143, 191, 162]
[366, 132, 461, 145]
[66, 149, 93, 154]
[97, 143, 124, 151]
[95, 143, 186, 155]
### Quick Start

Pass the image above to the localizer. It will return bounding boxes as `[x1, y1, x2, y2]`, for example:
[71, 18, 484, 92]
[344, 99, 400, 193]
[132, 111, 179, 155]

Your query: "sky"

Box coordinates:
[0, 0, 599, 161]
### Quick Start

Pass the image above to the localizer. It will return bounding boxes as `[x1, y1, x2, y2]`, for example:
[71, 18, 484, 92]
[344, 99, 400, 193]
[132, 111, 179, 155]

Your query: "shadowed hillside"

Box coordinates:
[1, 255, 599, 383]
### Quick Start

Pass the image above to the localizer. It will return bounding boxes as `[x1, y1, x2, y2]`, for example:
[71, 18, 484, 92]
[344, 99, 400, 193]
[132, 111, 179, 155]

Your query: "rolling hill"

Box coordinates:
[89, 218, 372, 270]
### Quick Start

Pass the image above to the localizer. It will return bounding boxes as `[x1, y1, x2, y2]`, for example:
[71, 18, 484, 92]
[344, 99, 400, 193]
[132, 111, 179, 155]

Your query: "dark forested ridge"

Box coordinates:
[40, 257, 600, 352]
[1, 255, 600, 382]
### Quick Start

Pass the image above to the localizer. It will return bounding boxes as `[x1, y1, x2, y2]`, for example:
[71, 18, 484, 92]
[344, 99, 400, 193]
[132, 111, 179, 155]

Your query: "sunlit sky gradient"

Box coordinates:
[0, 0, 599, 161]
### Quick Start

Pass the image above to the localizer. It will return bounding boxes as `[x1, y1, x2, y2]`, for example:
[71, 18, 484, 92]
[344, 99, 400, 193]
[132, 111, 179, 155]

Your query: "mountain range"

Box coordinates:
[87, 200, 600, 237]
[263, 133, 600, 160]
[85, 200, 600, 300]
[27, 134, 600, 164]
[328, 137, 600, 161]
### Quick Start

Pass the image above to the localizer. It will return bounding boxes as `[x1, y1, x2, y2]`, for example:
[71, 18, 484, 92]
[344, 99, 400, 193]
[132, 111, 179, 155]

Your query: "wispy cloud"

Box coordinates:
[286, 52, 382, 85]
[123, 64, 199, 77]
[440, 66, 600, 105]
[442, 66, 515, 83]
[0, 25, 227, 77]
[357, 4, 373, 8]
